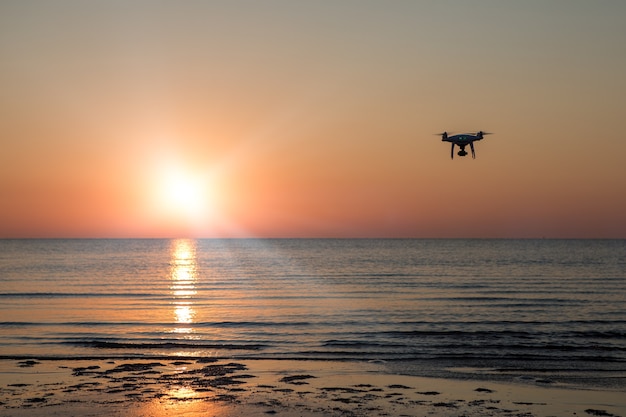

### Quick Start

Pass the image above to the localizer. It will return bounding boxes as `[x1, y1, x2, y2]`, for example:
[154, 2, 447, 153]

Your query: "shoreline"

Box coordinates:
[1, 358, 624, 417]
[3, 353, 624, 391]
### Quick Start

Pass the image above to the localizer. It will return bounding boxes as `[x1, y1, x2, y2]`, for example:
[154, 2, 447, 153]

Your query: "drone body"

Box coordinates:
[437, 131, 493, 159]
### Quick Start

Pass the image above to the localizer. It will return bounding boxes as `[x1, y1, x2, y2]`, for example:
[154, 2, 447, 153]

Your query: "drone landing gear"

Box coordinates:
[450, 143, 476, 159]
[456, 144, 475, 158]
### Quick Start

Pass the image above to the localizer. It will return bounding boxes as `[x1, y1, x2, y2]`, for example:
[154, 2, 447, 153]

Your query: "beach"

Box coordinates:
[1, 358, 624, 417]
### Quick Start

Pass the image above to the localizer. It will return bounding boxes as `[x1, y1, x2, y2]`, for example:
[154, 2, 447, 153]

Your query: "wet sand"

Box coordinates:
[1, 358, 624, 417]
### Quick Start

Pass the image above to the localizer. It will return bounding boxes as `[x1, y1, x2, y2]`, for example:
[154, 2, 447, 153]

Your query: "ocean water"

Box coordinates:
[1, 239, 625, 389]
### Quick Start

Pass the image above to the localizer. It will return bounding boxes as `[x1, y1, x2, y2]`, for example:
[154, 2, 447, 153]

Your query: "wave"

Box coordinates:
[0, 292, 160, 298]
[63, 340, 267, 350]
[378, 329, 626, 339]
[0, 320, 314, 328]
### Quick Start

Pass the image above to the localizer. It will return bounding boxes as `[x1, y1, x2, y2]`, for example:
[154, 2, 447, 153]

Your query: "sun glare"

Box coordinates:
[164, 171, 205, 214]
[151, 159, 217, 232]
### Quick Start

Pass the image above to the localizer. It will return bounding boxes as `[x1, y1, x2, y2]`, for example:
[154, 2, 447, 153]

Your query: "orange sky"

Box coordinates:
[1, 1, 625, 238]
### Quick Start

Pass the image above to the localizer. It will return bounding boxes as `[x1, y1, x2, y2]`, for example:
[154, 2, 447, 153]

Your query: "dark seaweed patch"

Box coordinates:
[106, 363, 164, 374]
[280, 374, 317, 384]
[417, 391, 440, 395]
[17, 360, 40, 367]
[585, 410, 616, 417]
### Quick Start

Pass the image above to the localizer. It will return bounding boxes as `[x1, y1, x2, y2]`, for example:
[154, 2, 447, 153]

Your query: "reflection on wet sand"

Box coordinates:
[4, 358, 624, 417]
[170, 239, 197, 335]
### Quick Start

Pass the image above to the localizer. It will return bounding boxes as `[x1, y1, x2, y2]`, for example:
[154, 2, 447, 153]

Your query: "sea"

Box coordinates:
[1, 239, 625, 389]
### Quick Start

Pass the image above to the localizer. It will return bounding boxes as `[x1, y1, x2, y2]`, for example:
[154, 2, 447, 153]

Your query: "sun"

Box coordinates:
[164, 171, 205, 213]
[153, 162, 215, 229]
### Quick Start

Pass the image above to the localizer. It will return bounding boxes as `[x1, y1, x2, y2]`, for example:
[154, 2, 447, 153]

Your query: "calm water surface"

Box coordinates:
[1, 239, 625, 388]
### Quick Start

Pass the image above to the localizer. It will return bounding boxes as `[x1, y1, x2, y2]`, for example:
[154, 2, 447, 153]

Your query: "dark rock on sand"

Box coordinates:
[234, 374, 257, 379]
[585, 410, 616, 417]
[333, 397, 360, 404]
[433, 401, 459, 408]
[387, 384, 412, 389]
[208, 376, 248, 387]
[280, 374, 317, 384]
[72, 365, 101, 376]
[17, 360, 40, 367]
[25, 397, 47, 403]
[199, 363, 247, 377]
[417, 391, 440, 395]
[105, 363, 165, 374]
[214, 394, 239, 402]
[320, 387, 367, 393]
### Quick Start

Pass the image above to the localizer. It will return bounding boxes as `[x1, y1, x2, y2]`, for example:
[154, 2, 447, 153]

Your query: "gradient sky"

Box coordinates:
[1, 1, 625, 238]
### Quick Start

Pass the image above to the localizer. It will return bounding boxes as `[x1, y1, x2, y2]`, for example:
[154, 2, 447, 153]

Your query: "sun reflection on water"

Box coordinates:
[170, 239, 198, 334]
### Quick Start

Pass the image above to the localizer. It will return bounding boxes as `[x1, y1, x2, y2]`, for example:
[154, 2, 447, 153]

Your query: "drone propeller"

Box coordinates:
[477, 131, 493, 136]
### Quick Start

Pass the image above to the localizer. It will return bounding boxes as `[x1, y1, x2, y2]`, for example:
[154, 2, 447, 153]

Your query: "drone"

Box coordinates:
[436, 131, 493, 159]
